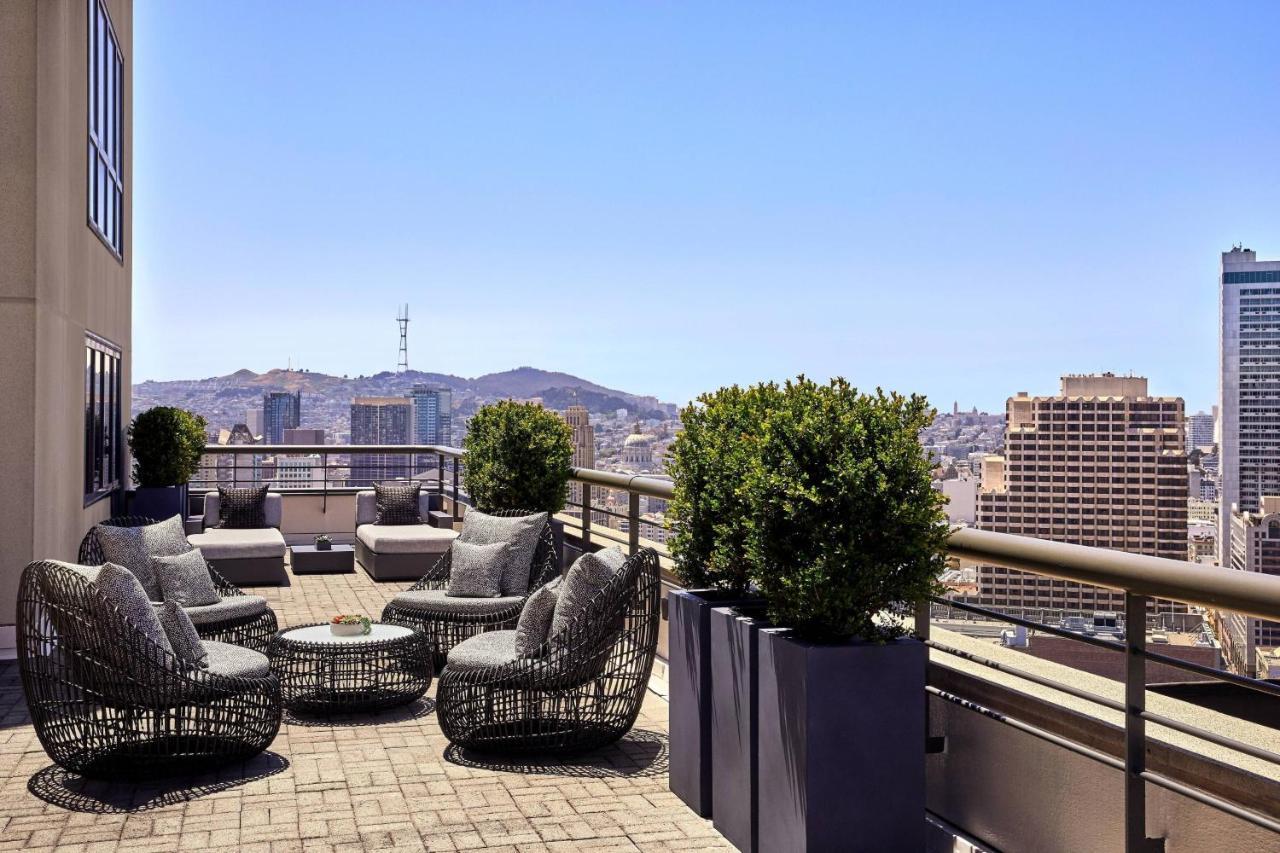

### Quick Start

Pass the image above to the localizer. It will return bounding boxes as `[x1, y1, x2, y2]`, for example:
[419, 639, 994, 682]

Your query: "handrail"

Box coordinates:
[949, 526, 1280, 622]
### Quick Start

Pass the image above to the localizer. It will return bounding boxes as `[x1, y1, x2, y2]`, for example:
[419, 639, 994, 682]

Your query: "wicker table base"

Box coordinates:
[268, 622, 433, 714]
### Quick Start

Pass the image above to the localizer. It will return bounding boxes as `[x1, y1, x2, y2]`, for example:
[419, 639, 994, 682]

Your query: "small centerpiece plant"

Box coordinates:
[330, 614, 371, 637]
[314, 534, 333, 552]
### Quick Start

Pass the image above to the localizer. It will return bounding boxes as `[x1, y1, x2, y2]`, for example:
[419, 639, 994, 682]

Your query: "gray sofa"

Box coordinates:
[187, 491, 288, 585]
[355, 490, 457, 581]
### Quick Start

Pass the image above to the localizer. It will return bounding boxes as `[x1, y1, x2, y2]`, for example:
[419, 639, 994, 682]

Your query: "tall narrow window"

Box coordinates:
[88, 0, 123, 258]
[85, 334, 123, 503]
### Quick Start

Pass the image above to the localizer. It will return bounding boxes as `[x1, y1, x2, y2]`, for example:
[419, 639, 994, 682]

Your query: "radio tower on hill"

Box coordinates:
[396, 305, 409, 372]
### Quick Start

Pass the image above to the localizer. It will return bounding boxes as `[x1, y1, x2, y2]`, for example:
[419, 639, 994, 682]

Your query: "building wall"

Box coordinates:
[0, 0, 133, 631]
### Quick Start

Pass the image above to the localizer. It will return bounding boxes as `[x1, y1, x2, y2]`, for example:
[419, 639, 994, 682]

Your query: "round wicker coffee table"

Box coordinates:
[268, 622, 433, 714]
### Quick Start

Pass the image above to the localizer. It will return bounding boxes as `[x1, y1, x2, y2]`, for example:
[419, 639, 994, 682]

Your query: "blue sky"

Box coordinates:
[133, 2, 1280, 412]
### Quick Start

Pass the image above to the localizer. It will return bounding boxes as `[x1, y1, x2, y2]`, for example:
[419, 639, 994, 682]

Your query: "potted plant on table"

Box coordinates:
[314, 534, 333, 552]
[744, 377, 948, 852]
[462, 399, 573, 563]
[665, 382, 780, 821]
[128, 406, 208, 522]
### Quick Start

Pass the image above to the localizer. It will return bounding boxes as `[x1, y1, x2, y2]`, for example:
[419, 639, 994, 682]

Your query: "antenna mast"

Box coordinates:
[396, 304, 410, 372]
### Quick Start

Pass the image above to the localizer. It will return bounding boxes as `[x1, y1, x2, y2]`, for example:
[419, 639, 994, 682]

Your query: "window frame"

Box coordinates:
[87, 0, 124, 261]
[84, 332, 124, 506]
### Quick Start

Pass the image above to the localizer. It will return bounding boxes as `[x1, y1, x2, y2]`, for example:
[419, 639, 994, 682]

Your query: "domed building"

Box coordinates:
[622, 426, 654, 471]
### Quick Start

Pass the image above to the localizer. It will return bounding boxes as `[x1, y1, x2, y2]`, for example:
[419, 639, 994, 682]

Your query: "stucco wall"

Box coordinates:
[0, 0, 132, 629]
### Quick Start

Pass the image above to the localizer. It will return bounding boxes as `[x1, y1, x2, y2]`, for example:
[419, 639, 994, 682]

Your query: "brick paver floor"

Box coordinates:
[0, 565, 730, 852]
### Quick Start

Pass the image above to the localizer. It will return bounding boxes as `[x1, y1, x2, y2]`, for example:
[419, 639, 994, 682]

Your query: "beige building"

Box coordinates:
[975, 374, 1188, 615]
[1, 0, 133, 649]
[563, 405, 595, 515]
[1220, 496, 1280, 677]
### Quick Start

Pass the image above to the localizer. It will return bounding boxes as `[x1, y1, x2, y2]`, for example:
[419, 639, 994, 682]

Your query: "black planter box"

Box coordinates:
[710, 605, 765, 853]
[756, 632, 926, 852]
[129, 484, 188, 522]
[291, 544, 355, 575]
[668, 589, 760, 819]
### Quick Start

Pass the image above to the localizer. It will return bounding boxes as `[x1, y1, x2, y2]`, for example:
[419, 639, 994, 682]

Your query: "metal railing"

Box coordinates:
[196, 443, 1280, 846]
[928, 527, 1280, 849]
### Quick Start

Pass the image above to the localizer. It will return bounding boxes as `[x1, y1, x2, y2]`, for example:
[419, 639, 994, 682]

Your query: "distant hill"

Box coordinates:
[131, 366, 676, 431]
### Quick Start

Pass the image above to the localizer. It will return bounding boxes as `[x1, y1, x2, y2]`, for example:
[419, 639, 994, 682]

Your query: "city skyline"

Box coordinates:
[131, 2, 1280, 412]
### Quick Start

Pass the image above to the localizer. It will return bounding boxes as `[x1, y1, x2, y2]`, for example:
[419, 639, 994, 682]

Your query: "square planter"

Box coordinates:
[129, 483, 188, 521]
[710, 605, 766, 853]
[756, 631, 926, 852]
[668, 589, 760, 818]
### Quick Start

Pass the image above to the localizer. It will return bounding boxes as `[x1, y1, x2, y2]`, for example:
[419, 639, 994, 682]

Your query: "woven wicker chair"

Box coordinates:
[435, 547, 661, 754]
[17, 559, 281, 779]
[78, 516, 278, 652]
[380, 510, 559, 668]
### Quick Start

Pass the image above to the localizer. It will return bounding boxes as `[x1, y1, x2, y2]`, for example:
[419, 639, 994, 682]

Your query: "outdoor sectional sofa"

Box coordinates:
[355, 489, 458, 581]
[187, 491, 289, 585]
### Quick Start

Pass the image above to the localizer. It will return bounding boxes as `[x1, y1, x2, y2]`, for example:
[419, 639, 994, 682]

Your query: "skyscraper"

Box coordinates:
[263, 391, 301, 444]
[349, 397, 412, 486]
[1219, 246, 1280, 565]
[409, 385, 453, 446]
[1187, 410, 1215, 451]
[1222, 496, 1280, 676]
[975, 374, 1188, 615]
[563, 405, 595, 514]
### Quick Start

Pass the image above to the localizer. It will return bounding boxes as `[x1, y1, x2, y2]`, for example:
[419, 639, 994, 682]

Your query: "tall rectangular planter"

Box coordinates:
[710, 606, 764, 853]
[668, 590, 759, 818]
[757, 631, 926, 852]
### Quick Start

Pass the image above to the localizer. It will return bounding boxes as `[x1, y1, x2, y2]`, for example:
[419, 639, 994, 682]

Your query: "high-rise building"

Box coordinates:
[975, 374, 1188, 615]
[283, 428, 325, 445]
[0, 0, 134, 639]
[1219, 246, 1280, 565]
[1222, 496, 1280, 676]
[245, 407, 265, 439]
[563, 405, 596, 513]
[263, 391, 301, 444]
[1187, 410, 1215, 451]
[349, 397, 412, 485]
[409, 385, 453, 446]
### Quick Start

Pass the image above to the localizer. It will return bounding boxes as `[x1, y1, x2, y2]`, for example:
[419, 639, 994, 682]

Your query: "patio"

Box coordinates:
[0, 564, 730, 852]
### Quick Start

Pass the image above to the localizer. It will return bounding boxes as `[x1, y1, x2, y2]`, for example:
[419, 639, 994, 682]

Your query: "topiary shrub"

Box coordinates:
[744, 376, 949, 641]
[463, 400, 573, 514]
[128, 406, 208, 487]
[667, 382, 781, 594]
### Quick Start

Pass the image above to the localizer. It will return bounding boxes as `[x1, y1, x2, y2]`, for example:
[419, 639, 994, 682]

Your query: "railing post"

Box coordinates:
[451, 456, 460, 522]
[582, 483, 592, 549]
[436, 452, 445, 497]
[1125, 592, 1163, 853]
[628, 490, 640, 556]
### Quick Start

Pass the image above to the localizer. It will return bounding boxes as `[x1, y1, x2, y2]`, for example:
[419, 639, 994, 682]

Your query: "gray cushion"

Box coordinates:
[183, 595, 269, 627]
[356, 490, 437, 526]
[153, 549, 221, 607]
[446, 630, 519, 671]
[93, 516, 191, 601]
[515, 578, 561, 658]
[204, 491, 282, 528]
[202, 640, 271, 679]
[446, 541, 508, 598]
[156, 601, 209, 669]
[187, 527, 287, 560]
[390, 589, 524, 616]
[457, 508, 548, 596]
[80, 562, 175, 657]
[356, 523, 456, 554]
[551, 548, 626, 641]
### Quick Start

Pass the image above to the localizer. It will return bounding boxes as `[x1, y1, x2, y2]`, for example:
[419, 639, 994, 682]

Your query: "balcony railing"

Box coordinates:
[195, 442, 1280, 848]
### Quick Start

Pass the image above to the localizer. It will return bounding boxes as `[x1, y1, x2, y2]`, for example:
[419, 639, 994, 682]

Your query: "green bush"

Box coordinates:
[463, 400, 573, 514]
[667, 383, 781, 593]
[128, 406, 208, 487]
[744, 377, 949, 641]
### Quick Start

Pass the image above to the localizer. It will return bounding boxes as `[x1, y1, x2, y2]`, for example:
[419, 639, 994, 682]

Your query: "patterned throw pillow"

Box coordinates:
[515, 577, 562, 658]
[217, 484, 269, 529]
[153, 549, 222, 607]
[94, 515, 191, 601]
[374, 482, 422, 525]
[156, 601, 209, 669]
[92, 563, 176, 658]
[446, 541, 509, 598]
[457, 508, 548, 596]
[550, 548, 627, 641]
